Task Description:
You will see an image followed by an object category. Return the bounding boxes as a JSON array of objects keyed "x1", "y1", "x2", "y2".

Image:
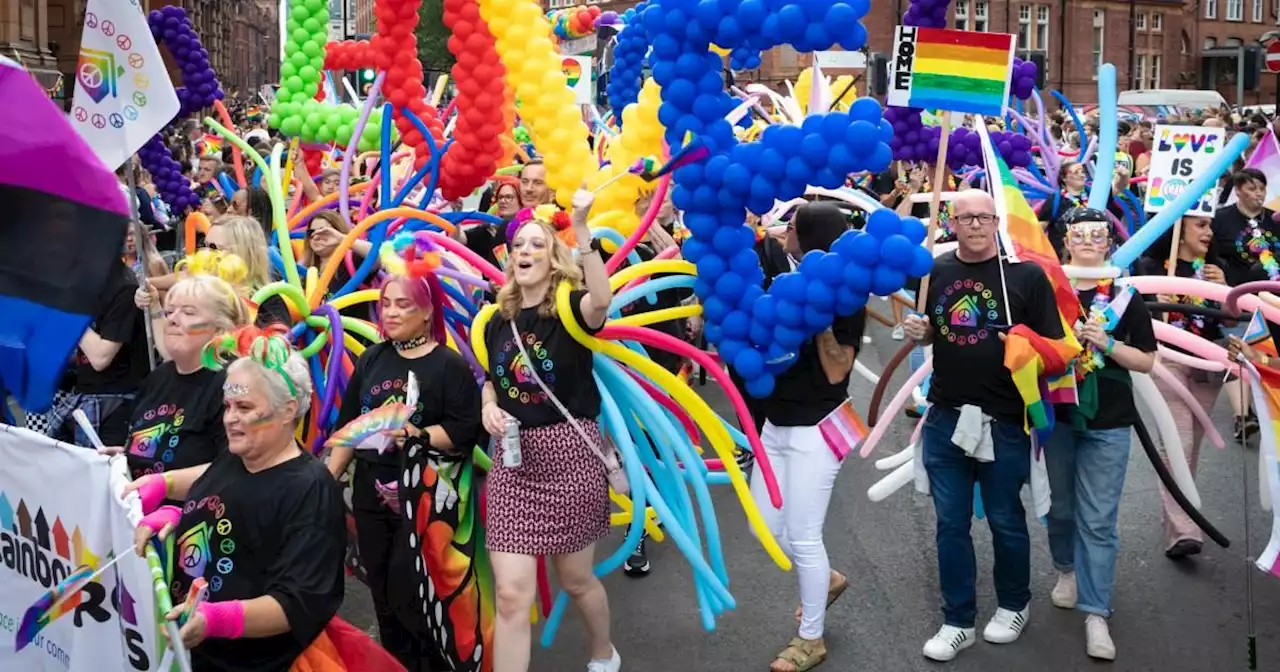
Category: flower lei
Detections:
[
  {"x1": 1242, "y1": 219, "x2": 1280, "y2": 280},
  {"x1": 1165, "y1": 257, "x2": 1208, "y2": 333},
  {"x1": 1074, "y1": 278, "x2": 1112, "y2": 381}
]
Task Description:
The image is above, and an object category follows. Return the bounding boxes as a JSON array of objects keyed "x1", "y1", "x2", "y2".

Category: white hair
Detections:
[{"x1": 226, "y1": 351, "x2": 312, "y2": 420}]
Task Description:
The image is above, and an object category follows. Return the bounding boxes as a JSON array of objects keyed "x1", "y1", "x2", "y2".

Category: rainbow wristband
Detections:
[
  {"x1": 1105, "y1": 337, "x2": 1116, "y2": 356},
  {"x1": 197, "y1": 600, "x2": 246, "y2": 639}
]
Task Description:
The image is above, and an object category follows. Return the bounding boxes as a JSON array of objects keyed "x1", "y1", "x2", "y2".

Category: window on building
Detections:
[
  {"x1": 1036, "y1": 5, "x2": 1050, "y2": 50},
  {"x1": 1093, "y1": 10, "x2": 1105, "y2": 79},
  {"x1": 1136, "y1": 54, "x2": 1148, "y2": 89},
  {"x1": 955, "y1": 0, "x2": 969, "y2": 30},
  {"x1": 1181, "y1": 31, "x2": 1190, "y2": 54},
  {"x1": 1228, "y1": 0, "x2": 1244, "y2": 21},
  {"x1": 1149, "y1": 55, "x2": 1162, "y2": 88},
  {"x1": 975, "y1": 1, "x2": 989, "y2": 31},
  {"x1": 1137, "y1": 13, "x2": 1147, "y2": 30},
  {"x1": 1018, "y1": 5, "x2": 1031, "y2": 48},
  {"x1": 1206, "y1": 0, "x2": 1218, "y2": 19},
  {"x1": 1152, "y1": 13, "x2": 1162, "y2": 31},
  {"x1": 1254, "y1": 0, "x2": 1264, "y2": 21}
]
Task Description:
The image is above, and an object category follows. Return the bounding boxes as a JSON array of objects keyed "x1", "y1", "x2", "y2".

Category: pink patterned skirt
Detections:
[{"x1": 486, "y1": 419, "x2": 610, "y2": 556}]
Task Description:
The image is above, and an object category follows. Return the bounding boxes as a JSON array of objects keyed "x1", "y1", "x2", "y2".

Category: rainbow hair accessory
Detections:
[{"x1": 202, "y1": 325, "x2": 298, "y2": 396}]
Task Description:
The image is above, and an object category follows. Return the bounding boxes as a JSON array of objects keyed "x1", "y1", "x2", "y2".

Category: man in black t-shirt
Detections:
[
  {"x1": 58, "y1": 259, "x2": 149, "y2": 446},
  {"x1": 903, "y1": 190, "x2": 1064, "y2": 662},
  {"x1": 1209, "y1": 168, "x2": 1274, "y2": 439}
]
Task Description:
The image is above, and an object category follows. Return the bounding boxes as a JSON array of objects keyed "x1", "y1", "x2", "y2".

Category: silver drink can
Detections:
[{"x1": 502, "y1": 418, "x2": 522, "y2": 468}]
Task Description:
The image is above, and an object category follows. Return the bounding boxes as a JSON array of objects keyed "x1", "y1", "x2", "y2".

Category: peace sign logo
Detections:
[
  {"x1": 73, "y1": 107, "x2": 88, "y2": 122},
  {"x1": 100, "y1": 21, "x2": 116, "y2": 37},
  {"x1": 116, "y1": 35, "x2": 132, "y2": 51},
  {"x1": 85, "y1": 13, "x2": 98, "y2": 29},
  {"x1": 132, "y1": 72, "x2": 150, "y2": 90},
  {"x1": 109, "y1": 113, "x2": 124, "y2": 129},
  {"x1": 133, "y1": 91, "x2": 147, "y2": 107},
  {"x1": 128, "y1": 52, "x2": 144, "y2": 69},
  {"x1": 91, "y1": 113, "x2": 106, "y2": 129}
]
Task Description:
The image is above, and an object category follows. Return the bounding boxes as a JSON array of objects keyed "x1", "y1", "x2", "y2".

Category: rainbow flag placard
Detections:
[
  {"x1": 818, "y1": 398, "x2": 869, "y2": 461},
  {"x1": 887, "y1": 26, "x2": 1016, "y2": 117}
]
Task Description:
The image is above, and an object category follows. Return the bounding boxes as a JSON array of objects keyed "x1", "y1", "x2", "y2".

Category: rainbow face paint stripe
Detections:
[{"x1": 887, "y1": 26, "x2": 1016, "y2": 117}]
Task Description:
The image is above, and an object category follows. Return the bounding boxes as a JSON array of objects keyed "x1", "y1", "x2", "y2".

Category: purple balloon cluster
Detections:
[
  {"x1": 1010, "y1": 57, "x2": 1037, "y2": 101},
  {"x1": 883, "y1": 105, "x2": 939, "y2": 163},
  {"x1": 148, "y1": 6, "x2": 223, "y2": 116},
  {"x1": 139, "y1": 134, "x2": 198, "y2": 216},
  {"x1": 903, "y1": 0, "x2": 948, "y2": 27},
  {"x1": 944, "y1": 127, "x2": 1033, "y2": 170}
]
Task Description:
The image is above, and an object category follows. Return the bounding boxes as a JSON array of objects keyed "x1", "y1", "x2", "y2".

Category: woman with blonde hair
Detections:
[
  {"x1": 119, "y1": 261, "x2": 252, "y2": 495},
  {"x1": 480, "y1": 189, "x2": 620, "y2": 672}
]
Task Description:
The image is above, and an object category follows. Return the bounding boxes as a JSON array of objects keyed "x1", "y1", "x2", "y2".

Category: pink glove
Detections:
[
  {"x1": 134, "y1": 474, "x2": 168, "y2": 515},
  {"x1": 139, "y1": 505, "x2": 182, "y2": 536},
  {"x1": 196, "y1": 600, "x2": 245, "y2": 639},
  {"x1": 374, "y1": 480, "x2": 400, "y2": 514}
]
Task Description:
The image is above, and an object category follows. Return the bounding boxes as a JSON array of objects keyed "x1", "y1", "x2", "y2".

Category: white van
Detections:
[{"x1": 1116, "y1": 89, "x2": 1229, "y2": 111}]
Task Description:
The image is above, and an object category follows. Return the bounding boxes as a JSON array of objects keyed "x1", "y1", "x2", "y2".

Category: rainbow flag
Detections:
[
  {"x1": 1003, "y1": 325, "x2": 1079, "y2": 436},
  {"x1": 979, "y1": 123, "x2": 1083, "y2": 407},
  {"x1": 818, "y1": 398, "x2": 869, "y2": 461},
  {"x1": 1241, "y1": 325, "x2": 1280, "y2": 578},
  {"x1": 887, "y1": 27, "x2": 1016, "y2": 117},
  {"x1": 15, "y1": 563, "x2": 97, "y2": 651}
]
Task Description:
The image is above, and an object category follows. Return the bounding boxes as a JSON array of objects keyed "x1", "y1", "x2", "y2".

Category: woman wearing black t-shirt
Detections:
[
  {"x1": 327, "y1": 274, "x2": 483, "y2": 670},
  {"x1": 754, "y1": 203, "x2": 864, "y2": 672},
  {"x1": 1140, "y1": 215, "x2": 1229, "y2": 559},
  {"x1": 126, "y1": 331, "x2": 344, "y2": 672},
  {"x1": 117, "y1": 274, "x2": 251, "y2": 489},
  {"x1": 302, "y1": 210, "x2": 375, "y2": 316},
  {"x1": 479, "y1": 189, "x2": 620, "y2": 672},
  {"x1": 1044, "y1": 209, "x2": 1156, "y2": 661}
]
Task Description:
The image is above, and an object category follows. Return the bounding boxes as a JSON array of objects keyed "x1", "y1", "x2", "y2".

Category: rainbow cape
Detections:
[
  {"x1": 1241, "y1": 313, "x2": 1280, "y2": 579},
  {"x1": 979, "y1": 123, "x2": 1083, "y2": 414}
]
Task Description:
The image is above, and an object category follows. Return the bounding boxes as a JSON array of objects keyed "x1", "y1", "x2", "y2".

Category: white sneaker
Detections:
[
  {"x1": 892, "y1": 324, "x2": 906, "y2": 340},
  {"x1": 587, "y1": 647, "x2": 621, "y2": 672},
  {"x1": 1085, "y1": 615, "x2": 1116, "y2": 660},
  {"x1": 983, "y1": 606, "x2": 1029, "y2": 644},
  {"x1": 922, "y1": 624, "x2": 976, "y2": 662},
  {"x1": 1051, "y1": 571, "x2": 1077, "y2": 609}
]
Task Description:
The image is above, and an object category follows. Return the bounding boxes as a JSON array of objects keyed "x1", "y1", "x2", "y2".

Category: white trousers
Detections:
[{"x1": 749, "y1": 421, "x2": 843, "y2": 639}]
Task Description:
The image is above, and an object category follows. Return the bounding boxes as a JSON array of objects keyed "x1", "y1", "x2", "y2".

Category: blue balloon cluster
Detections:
[
  {"x1": 691, "y1": 210, "x2": 932, "y2": 397},
  {"x1": 606, "y1": 4, "x2": 651, "y2": 114},
  {"x1": 641, "y1": 0, "x2": 931, "y2": 395},
  {"x1": 728, "y1": 47, "x2": 761, "y2": 71}
]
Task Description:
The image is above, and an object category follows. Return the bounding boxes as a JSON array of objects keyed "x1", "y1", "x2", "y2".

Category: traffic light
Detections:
[{"x1": 357, "y1": 68, "x2": 376, "y2": 95}]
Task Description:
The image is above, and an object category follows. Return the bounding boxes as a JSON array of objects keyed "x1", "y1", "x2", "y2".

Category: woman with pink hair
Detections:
[{"x1": 326, "y1": 271, "x2": 482, "y2": 670}]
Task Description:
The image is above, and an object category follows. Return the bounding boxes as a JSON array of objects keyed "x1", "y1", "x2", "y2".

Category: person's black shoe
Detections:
[
  {"x1": 1236, "y1": 414, "x2": 1261, "y2": 443},
  {"x1": 905, "y1": 405, "x2": 923, "y2": 419},
  {"x1": 623, "y1": 537, "x2": 650, "y2": 577},
  {"x1": 1165, "y1": 538, "x2": 1203, "y2": 560}
]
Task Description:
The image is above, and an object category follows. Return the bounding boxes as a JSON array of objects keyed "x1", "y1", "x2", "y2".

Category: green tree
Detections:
[{"x1": 416, "y1": 0, "x2": 454, "y2": 78}]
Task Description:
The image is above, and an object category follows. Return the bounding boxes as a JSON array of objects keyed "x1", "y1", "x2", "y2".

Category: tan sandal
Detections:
[
  {"x1": 771, "y1": 637, "x2": 827, "y2": 672},
  {"x1": 795, "y1": 571, "x2": 849, "y2": 623}
]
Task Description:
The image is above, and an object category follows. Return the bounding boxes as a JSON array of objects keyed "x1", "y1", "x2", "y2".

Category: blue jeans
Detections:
[
  {"x1": 1044, "y1": 422, "x2": 1131, "y2": 617},
  {"x1": 922, "y1": 406, "x2": 1032, "y2": 628}
]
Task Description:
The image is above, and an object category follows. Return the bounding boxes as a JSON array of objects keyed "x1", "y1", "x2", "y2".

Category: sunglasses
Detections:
[{"x1": 1067, "y1": 229, "x2": 1110, "y2": 245}]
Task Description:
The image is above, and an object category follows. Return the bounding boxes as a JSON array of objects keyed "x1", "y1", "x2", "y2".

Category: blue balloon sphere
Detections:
[
  {"x1": 806, "y1": 280, "x2": 836, "y2": 310},
  {"x1": 880, "y1": 234, "x2": 916, "y2": 270},
  {"x1": 900, "y1": 216, "x2": 928, "y2": 245},
  {"x1": 753, "y1": 294, "x2": 777, "y2": 323},
  {"x1": 704, "y1": 323, "x2": 723, "y2": 345},
  {"x1": 703, "y1": 295, "x2": 730, "y2": 322},
  {"x1": 745, "y1": 373, "x2": 775, "y2": 398},
  {"x1": 730, "y1": 247, "x2": 760, "y2": 275},
  {"x1": 777, "y1": 5, "x2": 807, "y2": 40},
  {"x1": 734, "y1": 349, "x2": 765, "y2": 380},
  {"x1": 871, "y1": 266, "x2": 908, "y2": 296},
  {"x1": 804, "y1": 305, "x2": 833, "y2": 328},
  {"x1": 719, "y1": 338, "x2": 746, "y2": 367},
  {"x1": 848, "y1": 233, "x2": 881, "y2": 266},
  {"x1": 866, "y1": 209, "x2": 902, "y2": 239},
  {"x1": 775, "y1": 298, "x2": 804, "y2": 327},
  {"x1": 866, "y1": 143, "x2": 892, "y2": 173},
  {"x1": 775, "y1": 324, "x2": 806, "y2": 348},
  {"x1": 750, "y1": 321, "x2": 773, "y2": 346},
  {"x1": 714, "y1": 271, "x2": 746, "y2": 300},
  {"x1": 697, "y1": 254, "x2": 728, "y2": 279},
  {"x1": 908, "y1": 246, "x2": 935, "y2": 278},
  {"x1": 801, "y1": 133, "x2": 829, "y2": 167},
  {"x1": 722, "y1": 309, "x2": 751, "y2": 338},
  {"x1": 816, "y1": 253, "x2": 845, "y2": 285},
  {"x1": 737, "y1": 0, "x2": 767, "y2": 29},
  {"x1": 773, "y1": 273, "x2": 806, "y2": 303},
  {"x1": 849, "y1": 98, "x2": 882, "y2": 123}
]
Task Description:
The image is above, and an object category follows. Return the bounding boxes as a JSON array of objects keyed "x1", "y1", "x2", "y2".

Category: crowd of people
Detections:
[{"x1": 23, "y1": 85, "x2": 1280, "y2": 672}]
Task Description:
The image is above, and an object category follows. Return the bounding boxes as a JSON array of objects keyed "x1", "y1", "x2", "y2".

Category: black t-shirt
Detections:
[
  {"x1": 617, "y1": 243, "x2": 693, "y2": 372},
  {"x1": 484, "y1": 290, "x2": 602, "y2": 428},
  {"x1": 76, "y1": 263, "x2": 149, "y2": 394},
  {"x1": 464, "y1": 221, "x2": 509, "y2": 271},
  {"x1": 872, "y1": 171, "x2": 931, "y2": 219},
  {"x1": 1136, "y1": 256, "x2": 1225, "y2": 343},
  {"x1": 926, "y1": 252, "x2": 1065, "y2": 425},
  {"x1": 1210, "y1": 204, "x2": 1279, "y2": 286},
  {"x1": 126, "y1": 363, "x2": 226, "y2": 480},
  {"x1": 1055, "y1": 284, "x2": 1157, "y2": 430},
  {"x1": 764, "y1": 311, "x2": 866, "y2": 426},
  {"x1": 335, "y1": 342, "x2": 482, "y2": 509},
  {"x1": 172, "y1": 452, "x2": 344, "y2": 672}
]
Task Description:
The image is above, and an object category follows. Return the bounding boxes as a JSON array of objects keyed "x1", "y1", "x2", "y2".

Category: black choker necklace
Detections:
[{"x1": 393, "y1": 335, "x2": 430, "y2": 351}]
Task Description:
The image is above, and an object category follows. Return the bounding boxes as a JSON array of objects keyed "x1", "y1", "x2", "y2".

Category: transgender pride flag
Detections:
[
  {"x1": 1229, "y1": 128, "x2": 1280, "y2": 211},
  {"x1": 1241, "y1": 314, "x2": 1280, "y2": 579}
]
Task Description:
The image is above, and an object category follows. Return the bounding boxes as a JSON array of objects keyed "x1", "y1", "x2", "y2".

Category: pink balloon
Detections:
[
  {"x1": 860, "y1": 359, "x2": 934, "y2": 458},
  {"x1": 1152, "y1": 321, "x2": 1232, "y2": 369},
  {"x1": 1121, "y1": 276, "x2": 1280, "y2": 323},
  {"x1": 1151, "y1": 362, "x2": 1226, "y2": 450}
]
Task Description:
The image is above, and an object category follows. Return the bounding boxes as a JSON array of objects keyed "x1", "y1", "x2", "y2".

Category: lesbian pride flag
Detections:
[{"x1": 818, "y1": 398, "x2": 869, "y2": 461}]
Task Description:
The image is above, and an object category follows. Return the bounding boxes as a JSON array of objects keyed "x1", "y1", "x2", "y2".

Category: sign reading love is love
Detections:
[{"x1": 1145, "y1": 124, "x2": 1226, "y2": 216}]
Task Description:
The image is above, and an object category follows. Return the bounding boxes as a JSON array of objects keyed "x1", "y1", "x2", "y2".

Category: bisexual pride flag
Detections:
[{"x1": 0, "y1": 57, "x2": 130, "y2": 411}]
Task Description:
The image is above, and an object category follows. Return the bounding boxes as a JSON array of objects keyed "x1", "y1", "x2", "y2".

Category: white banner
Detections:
[
  {"x1": 71, "y1": 0, "x2": 179, "y2": 171},
  {"x1": 0, "y1": 425, "x2": 163, "y2": 672},
  {"x1": 1144, "y1": 124, "x2": 1227, "y2": 216}
]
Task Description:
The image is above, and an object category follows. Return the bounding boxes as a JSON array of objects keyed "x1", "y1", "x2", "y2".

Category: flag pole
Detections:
[
  {"x1": 124, "y1": 163, "x2": 158, "y2": 371},
  {"x1": 916, "y1": 110, "x2": 953, "y2": 313}
]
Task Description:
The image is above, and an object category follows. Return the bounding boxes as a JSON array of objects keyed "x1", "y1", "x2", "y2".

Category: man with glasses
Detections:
[{"x1": 903, "y1": 189, "x2": 1064, "y2": 662}]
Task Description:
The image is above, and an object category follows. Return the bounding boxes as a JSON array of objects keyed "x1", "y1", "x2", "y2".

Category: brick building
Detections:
[{"x1": 0, "y1": 0, "x2": 278, "y2": 107}]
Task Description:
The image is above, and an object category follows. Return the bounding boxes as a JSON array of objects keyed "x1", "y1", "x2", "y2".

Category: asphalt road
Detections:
[{"x1": 340, "y1": 306, "x2": 1280, "y2": 671}]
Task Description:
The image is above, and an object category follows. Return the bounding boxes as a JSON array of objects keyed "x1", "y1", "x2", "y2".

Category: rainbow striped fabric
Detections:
[
  {"x1": 818, "y1": 398, "x2": 870, "y2": 461},
  {"x1": 1003, "y1": 325, "x2": 1080, "y2": 434},
  {"x1": 888, "y1": 27, "x2": 1016, "y2": 116},
  {"x1": 1241, "y1": 316, "x2": 1280, "y2": 578}
]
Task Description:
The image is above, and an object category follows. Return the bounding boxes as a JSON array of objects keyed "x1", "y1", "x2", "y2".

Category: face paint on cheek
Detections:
[
  {"x1": 245, "y1": 412, "x2": 277, "y2": 430},
  {"x1": 184, "y1": 322, "x2": 217, "y2": 335}
]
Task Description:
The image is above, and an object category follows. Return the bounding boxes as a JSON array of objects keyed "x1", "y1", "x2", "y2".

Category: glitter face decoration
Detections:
[
  {"x1": 222, "y1": 382, "x2": 250, "y2": 398},
  {"x1": 1066, "y1": 221, "x2": 1110, "y2": 247}
]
